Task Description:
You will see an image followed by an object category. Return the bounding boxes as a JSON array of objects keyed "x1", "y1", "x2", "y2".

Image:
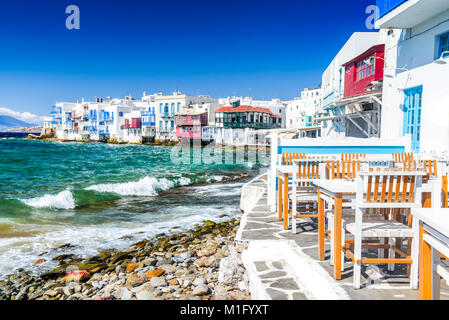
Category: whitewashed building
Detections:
[
  {"x1": 286, "y1": 88, "x2": 322, "y2": 137},
  {"x1": 146, "y1": 92, "x2": 218, "y2": 141},
  {"x1": 218, "y1": 97, "x2": 287, "y2": 128},
  {"x1": 317, "y1": 32, "x2": 386, "y2": 138},
  {"x1": 376, "y1": 0, "x2": 449, "y2": 153}
]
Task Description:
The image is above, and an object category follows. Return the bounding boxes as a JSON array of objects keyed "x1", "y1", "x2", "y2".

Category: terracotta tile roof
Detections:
[{"x1": 216, "y1": 105, "x2": 279, "y2": 117}]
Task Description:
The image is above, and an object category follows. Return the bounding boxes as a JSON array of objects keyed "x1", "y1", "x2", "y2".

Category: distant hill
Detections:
[{"x1": 0, "y1": 115, "x2": 38, "y2": 131}]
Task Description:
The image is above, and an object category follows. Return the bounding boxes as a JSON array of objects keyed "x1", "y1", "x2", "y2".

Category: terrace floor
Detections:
[{"x1": 237, "y1": 175, "x2": 449, "y2": 300}]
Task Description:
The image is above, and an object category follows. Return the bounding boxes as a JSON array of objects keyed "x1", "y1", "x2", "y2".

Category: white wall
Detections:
[{"x1": 381, "y1": 10, "x2": 449, "y2": 153}]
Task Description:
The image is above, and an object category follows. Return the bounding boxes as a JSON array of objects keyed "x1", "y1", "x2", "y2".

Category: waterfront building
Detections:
[
  {"x1": 286, "y1": 88, "x2": 322, "y2": 138},
  {"x1": 317, "y1": 32, "x2": 385, "y2": 138},
  {"x1": 175, "y1": 111, "x2": 208, "y2": 141},
  {"x1": 219, "y1": 97, "x2": 287, "y2": 128},
  {"x1": 376, "y1": 0, "x2": 449, "y2": 153},
  {"x1": 214, "y1": 101, "x2": 282, "y2": 145},
  {"x1": 149, "y1": 91, "x2": 218, "y2": 141}
]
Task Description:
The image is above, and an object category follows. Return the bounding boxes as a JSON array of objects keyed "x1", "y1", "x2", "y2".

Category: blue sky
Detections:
[{"x1": 0, "y1": 0, "x2": 376, "y2": 117}]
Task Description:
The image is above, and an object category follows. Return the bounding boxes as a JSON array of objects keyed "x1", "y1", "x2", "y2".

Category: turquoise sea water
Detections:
[{"x1": 0, "y1": 138, "x2": 267, "y2": 278}]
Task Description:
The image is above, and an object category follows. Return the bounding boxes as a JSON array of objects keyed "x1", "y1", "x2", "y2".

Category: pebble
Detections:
[
  {"x1": 150, "y1": 277, "x2": 167, "y2": 287},
  {"x1": 192, "y1": 284, "x2": 209, "y2": 296},
  {"x1": 0, "y1": 219, "x2": 250, "y2": 301}
]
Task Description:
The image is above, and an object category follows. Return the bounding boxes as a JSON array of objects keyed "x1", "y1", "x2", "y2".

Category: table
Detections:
[
  {"x1": 314, "y1": 179, "x2": 357, "y2": 280},
  {"x1": 315, "y1": 178, "x2": 440, "y2": 281},
  {"x1": 412, "y1": 208, "x2": 449, "y2": 300},
  {"x1": 276, "y1": 165, "x2": 298, "y2": 230}
]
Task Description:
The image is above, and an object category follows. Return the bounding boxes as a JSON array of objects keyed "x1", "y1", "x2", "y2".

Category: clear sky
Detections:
[{"x1": 0, "y1": 0, "x2": 376, "y2": 116}]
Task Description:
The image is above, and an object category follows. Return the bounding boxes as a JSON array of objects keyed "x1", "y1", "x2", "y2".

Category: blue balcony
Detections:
[
  {"x1": 85, "y1": 126, "x2": 97, "y2": 132},
  {"x1": 161, "y1": 112, "x2": 174, "y2": 118},
  {"x1": 377, "y1": 0, "x2": 408, "y2": 18},
  {"x1": 376, "y1": 0, "x2": 449, "y2": 29}
]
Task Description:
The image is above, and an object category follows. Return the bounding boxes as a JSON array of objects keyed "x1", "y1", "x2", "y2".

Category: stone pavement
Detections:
[{"x1": 236, "y1": 174, "x2": 449, "y2": 300}]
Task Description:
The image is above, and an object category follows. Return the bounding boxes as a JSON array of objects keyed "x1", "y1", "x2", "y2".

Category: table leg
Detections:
[
  {"x1": 422, "y1": 192, "x2": 432, "y2": 208},
  {"x1": 318, "y1": 188, "x2": 325, "y2": 260},
  {"x1": 283, "y1": 173, "x2": 289, "y2": 230},
  {"x1": 278, "y1": 176, "x2": 283, "y2": 221},
  {"x1": 419, "y1": 223, "x2": 432, "y2": 300},
  {"x1": 334, "y1": 193, "x2": 342, "y2": 280}
]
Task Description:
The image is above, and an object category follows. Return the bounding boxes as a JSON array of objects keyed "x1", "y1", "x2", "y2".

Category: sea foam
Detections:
[
  {"x1": 85, "y1": 176, "x2": 176, "y2": 196},
  {"x1": 22, "y1": 189, "x2": 76, "y2": 210}
]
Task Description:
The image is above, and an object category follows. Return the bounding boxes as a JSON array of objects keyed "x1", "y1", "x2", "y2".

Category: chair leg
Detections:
[
  {"x1": 410, "y1": 231, "x2": 419, "y2": 289},
  {"x1": 341, "y1": 224, "x2": 345, "y2": 273},
  {"x1": 378, "y1": 237, "x2": 384, "y2": 259},
  {"x1": 353, "y1": 233, "x2": 362, "y2": 289},
  {"x1": 353, "y1": 208, "x2": 363, "y2": 290},
  {"x1": 328, "y1": 212, "x2": 334, "y2": 266},
  {"x1": 388, "y1": 237, "x2": 395, "y2": 272}
]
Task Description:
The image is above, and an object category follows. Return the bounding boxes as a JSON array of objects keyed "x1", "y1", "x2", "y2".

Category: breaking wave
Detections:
[
  {"x1": 21, "y1": 189, "x2": 75, "y2": 210},
  {"x1": 85, "y1": 176, "x2": 176, "y2": 196}
]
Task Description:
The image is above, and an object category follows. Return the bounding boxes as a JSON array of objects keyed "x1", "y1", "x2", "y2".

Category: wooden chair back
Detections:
[
  {"x1": 392, "y1": 152, "x2": 414, "y2": 163},
  {"x1": 326, "y1": 160, "x2": 361, "y2": 180},
  {"x1": 295, "y1": 160, "x2": 324, "y2": 187},
  {"x1": 341, "y1": 153, "x2": 366, "y2": 162},
  {"x1": 356, "y1": 169, "x2": 426, "y2": 219},
  {"x1": 281, "y1": 152, "x2": 306, "y2": 165}
]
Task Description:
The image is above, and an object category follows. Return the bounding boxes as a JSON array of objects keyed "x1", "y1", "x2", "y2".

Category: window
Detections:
[
  {"x1": 356, "y1": 55, "x2": 375, "y2": 80},
  {"x1": 159, "y1": 120, "x2": 163, "y2": 128},
  {"x1": 439, "y1": 32, "x2": 449, "y2": 57},
  {"x1": 119, "y1": 112, "x2": 123, "y2": 117},
  {"x1": 177, "y1": 102, "x2": 181, "y2": 113}
]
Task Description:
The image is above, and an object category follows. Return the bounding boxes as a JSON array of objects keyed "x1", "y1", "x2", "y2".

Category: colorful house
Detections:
[{"x1": 175, "y1": 111, "x2": 208, "y2": 140}]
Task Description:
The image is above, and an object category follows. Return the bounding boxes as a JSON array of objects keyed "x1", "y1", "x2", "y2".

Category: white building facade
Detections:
[
  {"x1": 286, "y1": 88, "x2": 322, "y2": 137},
  {"x1": 376, "y1": 0, "x2": 449, "y2": 153},
  {"x1": 318, "y1": 32, "x2": 385, "y2": 138}
]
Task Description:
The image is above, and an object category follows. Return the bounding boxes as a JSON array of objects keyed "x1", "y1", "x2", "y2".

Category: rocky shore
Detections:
[{"x1": 0, "y1": 218, "x2": 250, "y2": 301}]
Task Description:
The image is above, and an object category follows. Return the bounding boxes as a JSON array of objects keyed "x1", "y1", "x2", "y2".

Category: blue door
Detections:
[{"x1": 402, "y1": 86, "x2": 423, "y2": 153}]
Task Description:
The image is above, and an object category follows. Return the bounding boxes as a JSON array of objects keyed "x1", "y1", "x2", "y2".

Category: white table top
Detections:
[
  {"x1": 411, "y1": 208, "x2": 449, "y2": 239},
  {"x1": 277, "y1": 165, "x2": 297, "y2": 174},
  {"x1": 314, "y1": 179, "x2": 357, "y2": 194}
]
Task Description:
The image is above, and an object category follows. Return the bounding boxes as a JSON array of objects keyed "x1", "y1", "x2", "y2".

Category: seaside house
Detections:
[
  {"x1": 219, "y1": 96, "x2": 287, "y2": 128},
  {"x1": 214, "y1": 101, "x2": 282, "y2": 145},
  {"x1": 175, "y1": 111, "x2": 208, "y2": 141},
  {"x1": 317, "y1": 32, "x2": 386, "y2": 138},
  {"x1": 376, "y1": 0, "x2": 449, "y2": 153},
  {"x1": 150, "y1": 92, "x2": 218, "y2": 141},
  {"x1": 286, "y1": 88, "x2": 322, "y2": 137},
  {"x1": 51, "y1": 102, "x2": 77, "y2": 140}
]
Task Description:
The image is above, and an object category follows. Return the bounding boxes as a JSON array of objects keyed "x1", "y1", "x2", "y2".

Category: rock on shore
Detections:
[{"x1": 0, "y1": 219, "x2": 250, "y2": 300}]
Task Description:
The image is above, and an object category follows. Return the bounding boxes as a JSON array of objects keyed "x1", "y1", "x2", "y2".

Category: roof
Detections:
[
  {"x1": 342, "y1": 44, "x2": 385, "y2": 67},
  {"x1": 176, "y1": 110, "x2": 207, "y2": 116},
  {"x1": 216, "y1": 105, "x2": 281, "y2": 118}
]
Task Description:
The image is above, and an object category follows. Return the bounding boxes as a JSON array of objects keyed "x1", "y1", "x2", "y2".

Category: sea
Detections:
[{"x1": 0, "y1": 138, "x2": 268, "y2": 278}]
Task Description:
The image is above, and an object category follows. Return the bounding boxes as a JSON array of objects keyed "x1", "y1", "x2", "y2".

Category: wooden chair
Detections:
[
  {"x1": 283, "y1": 160, "x2": 329, "y2": 233},
  {"x1": 281, "y1": 152, "x2": 305, "y2": 165},
  {"x1": 344, "y1": 169, "x2": 426, "y2": 289},
  {"x1": 392, "y1": 152, "x2": 414, "y2": 163},
  {"x1": 341, "y1": 153, "x2": 366, "y2": 162}
]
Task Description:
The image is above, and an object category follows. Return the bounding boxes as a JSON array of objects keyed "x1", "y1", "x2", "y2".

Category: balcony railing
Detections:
[
  {"x1": 161, "y1": 112, "x2": 174, "y2": 118},
  {"x1": 377, "y1": 0, "x2": 408, "y2": 18},
  {"x1": 221, "y1": 122, "x2": 281, "y2": 129}
]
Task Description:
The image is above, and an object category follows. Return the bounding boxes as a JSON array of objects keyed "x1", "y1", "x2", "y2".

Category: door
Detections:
[{"x1": 402, "y1": 86, "x2": 423, "y2": 153}]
